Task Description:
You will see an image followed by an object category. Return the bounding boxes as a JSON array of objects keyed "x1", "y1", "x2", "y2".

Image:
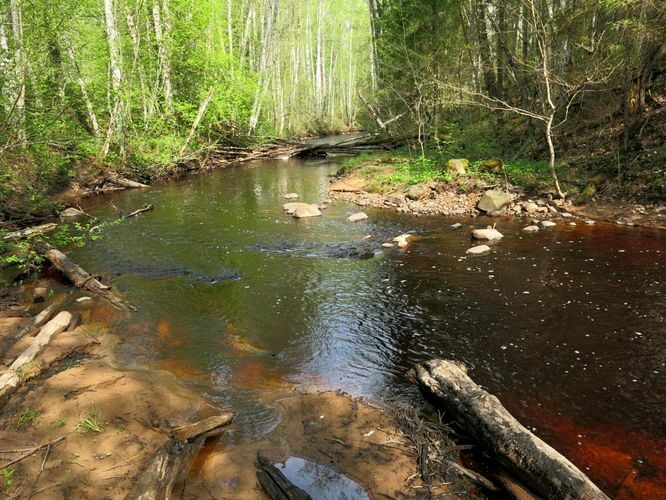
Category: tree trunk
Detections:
[
  {"x1": 102, "y1": 0, "x2": 125, "y2": 157},
  {"x1": 7, "y1": 0, "x2": 26, "y2": 147},
  {"x1": 411, "y1": 359, "x2": 609, "y2": 500},
  {"x1": 152, "y1": 0, "x2": 174, "y2": 114},
  {"x1": 65, "y1": 43, "x2": 101, "y2": 137}
]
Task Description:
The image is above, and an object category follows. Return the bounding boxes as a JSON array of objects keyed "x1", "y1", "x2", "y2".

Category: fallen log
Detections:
[
  {"x1": 13, "y1": 298, "x2": 66, "y2": 340},
  {"x1": 411, "y1": 359, "x2": 609, "y2": 500},
  {"x1": 33, "y1": 240, "x2": 130, "y2": 310},
  {"x1": 109, "y1": 176, "x2": 149, "y2": 189},
  {"x1": 0, "y1": 311, "x2": 72, "y2": 405},
  {"x1": 256, "y1": 455, "x2": 312, "y2": 500},
  {"x1": 125, "y1": 413, "x2": 235, "y2": 500},
  {"x1": 2, "y1": 223, "x2": 58, "y2": 241}
]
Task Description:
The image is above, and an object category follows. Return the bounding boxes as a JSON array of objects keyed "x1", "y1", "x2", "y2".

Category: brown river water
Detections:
[{"x1": 73, "y1": 157, "x2": 665, "y2": 497}]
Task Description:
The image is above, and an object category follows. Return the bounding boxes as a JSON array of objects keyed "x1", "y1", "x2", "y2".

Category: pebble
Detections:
[
  {"x1": 382, "y1": 243, "x2": 394, "y2": 248},
  {"x1": 77, "y1": 296, "x2": 92, "y2": 303},
  {"x1": 540, "y1": 220, "x2": 557, "y2": 228},
  {"x1": 451, "y1": 223, "x2": 462, "y2": 229},
  {"x1": 522, "y1": 225, "x2": 539, "y2": 232}
]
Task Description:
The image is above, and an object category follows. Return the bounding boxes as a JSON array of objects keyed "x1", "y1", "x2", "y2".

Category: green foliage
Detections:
[
  {"x1": 76, "y1": 406, "x2": 104, "y2": 433},
  {"x1": 1, "y1": 468, "x2": 14, "y2": 488},
  {"x1": 13, "y1": 408, "x2": 39, "y2": 431}
]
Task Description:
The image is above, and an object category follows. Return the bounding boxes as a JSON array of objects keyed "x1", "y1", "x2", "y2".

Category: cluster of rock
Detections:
[{"x1": 466, "y1": 218, "x2": 559, "y2": 255}]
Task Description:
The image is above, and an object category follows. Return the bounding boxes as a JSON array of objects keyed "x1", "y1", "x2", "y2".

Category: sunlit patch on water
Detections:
[{"x1": 276, "y1": 456, "x2": 369, "y2": 500}]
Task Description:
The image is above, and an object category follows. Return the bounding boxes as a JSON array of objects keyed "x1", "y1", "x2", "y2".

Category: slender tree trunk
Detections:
[
  {"x1": 65, "y1": 43, "x2": 101, "y2": 137},
  {"x1": 227, "y1": 0, "x2": 234, "y2": 71},
  {"x1": 153, "y1": 0, "x2": 174, "y2": 114},
  {"x1": 126, "y1": 7, "x2": 150, "y2": 123},
  {"x1": 102, "y1": 0, "x2": 125, "y2": 157},
  {"x1": 8, "y1": 0, "x2": 26, "y2": 146}
]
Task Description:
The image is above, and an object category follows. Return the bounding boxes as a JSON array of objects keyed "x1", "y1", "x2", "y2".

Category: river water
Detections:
[{"x1": 73, "y1": 157, "x2": 665, "y2": 496}]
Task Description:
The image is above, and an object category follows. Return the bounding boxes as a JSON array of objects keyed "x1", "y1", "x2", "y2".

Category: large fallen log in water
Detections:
[
  {"x1": 33, "y1": 240, "x2": 130, "y2": 310},
  {"x1": 410, "y1": 359, "x2": 609, "y2": 500},
  {"x1": 125, "y1": 413, "x2": 235, "y2": 500}
]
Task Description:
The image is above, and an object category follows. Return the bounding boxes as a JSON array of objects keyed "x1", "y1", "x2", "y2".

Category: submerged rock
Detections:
[
  {"x1": 451, "y1": 223, "x2": 462, "y2": 229},
  {"x1": 540, "y1": 220, "x2": 557, "y2": 228},
  {"x1": 522, "y1": 225, "x2": 539, "y2": 233},
  {"x1": 348, "y1": 212, "x2": 368, "y2": 222},
  {"x1": 466, "y1": 244, "x2": 491, "y2": 255},
  {"x1": 477, "y1": 190, "x2": 511, "y2": 212},
  {"x1": 284, "y1": 193, "x2": 299, "y2": 199},
  {"x1": 472, "y1": 227, "x2": 504, "y2": 241}
]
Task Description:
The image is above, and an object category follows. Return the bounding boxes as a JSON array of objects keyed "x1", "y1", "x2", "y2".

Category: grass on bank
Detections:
[{"x1": 337, "y1": 151, "x2": 577, "y2": 195}]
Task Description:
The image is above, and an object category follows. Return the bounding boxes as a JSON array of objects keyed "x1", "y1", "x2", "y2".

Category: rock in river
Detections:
[
  {"x1": 393, "y1": 234, "x2": 412, "y2": 248},
  {"x1": 284, "y1": 193, "x2": 299, "y2": 199},
  {"x1": 467, "y1": 245, "x2": 491, "y2": 255},
  {"x1": 348, "y1": 212, "x2": 368, "y2": 222},
  {"x1": 472, "y1": 227, "x2": 504, "y2": 241},
  {"x1": 477, "y1": 190, "x2": 511, "y2": 212},
  {"x1": 284, "y1": 202, "x2": 321, "y2": 218},
  {"x1": 539, "y1": 220, "x2": 557, "y2": 228},
  {"x1": 522, "y1": 225, "x2": 539, "y2": 233}
]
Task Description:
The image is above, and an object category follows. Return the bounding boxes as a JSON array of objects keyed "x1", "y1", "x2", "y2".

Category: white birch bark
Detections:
[
  {"x1": 8, "y1": 0, "x2": 26, "y2": 146},
  {"x1": 65, "y1": 43, "x2": 101, "y2": 137},
  {"x1": 153, "y1": 0, "x2": 174, "y2": 114},
  {"x1": 102, "y1": 0, "x2": 124, "y2": 157}
]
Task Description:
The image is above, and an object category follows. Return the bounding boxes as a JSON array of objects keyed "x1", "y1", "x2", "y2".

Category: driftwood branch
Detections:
[
  {"x1": 2, "y1": 223, "x2": 58, "y2": 241},
  {"x1": 411, "y1": 359, "x2": 609, "y2": 500},
  {"x1": 0, "y1": 436, "x2": 66, "y2": 468},
  {"x1": 256, "y1": 455, "x2": 312, "y2": 500},
  {"x1": 125, "y1": 413, "x2": 235, "y2": 500},
  {"x1": 33, "y1": 240, "x2": 130, "y2": 310},
  {"x1": 13, "y1": 299, "x2": 64, "y2": 340},
  {"x1": 126, "y1": 204, "x2": 154, "y2": 218},
  {"x1": 0, "y1": 312, "x2": 72, "y2": 405}
]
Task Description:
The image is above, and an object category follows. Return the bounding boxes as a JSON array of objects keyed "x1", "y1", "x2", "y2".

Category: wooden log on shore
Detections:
[
  {"x1": 2, "y1": 223, "x2": 58, "y2": 241},
  {"x1": 125, "y1": 413, "x2": 235, "y2": 500},
  {"x1": 13, "y1": 298, "x2": 66, "y2": 340},
  {"x1": 0, "y1": 311, "x2": 72, "y2": 405},
  {"x1": 411, "y1": 359, "x2": 609, "y2": 500},
  {"x1": 33, "y1": 240, "x2": 130, "y2": 310},
  {"x1": 109, "y1": 176, "x2": 149, "y2": 189}
]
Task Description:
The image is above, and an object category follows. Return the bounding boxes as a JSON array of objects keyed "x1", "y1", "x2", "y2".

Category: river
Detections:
[{"x1": 73, "y1": 156, "x2": 665, "y2": 496}]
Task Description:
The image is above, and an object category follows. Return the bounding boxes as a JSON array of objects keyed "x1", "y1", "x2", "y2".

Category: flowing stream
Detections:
[{"x1": 73, "y1": 156, "x2": 665, "y2": 496}]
